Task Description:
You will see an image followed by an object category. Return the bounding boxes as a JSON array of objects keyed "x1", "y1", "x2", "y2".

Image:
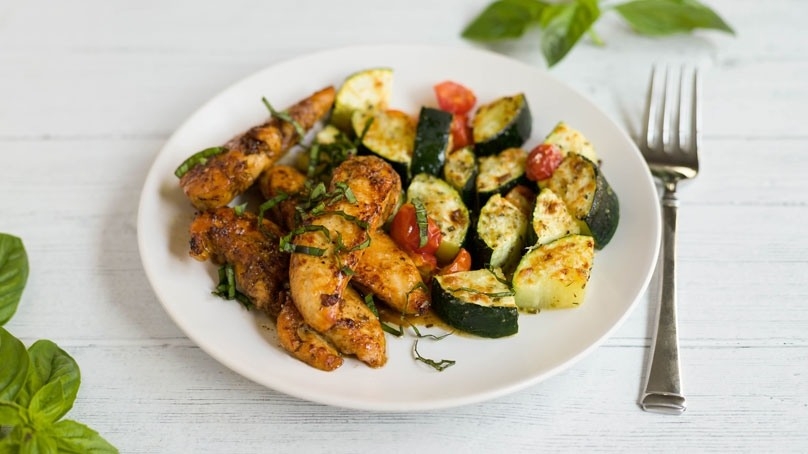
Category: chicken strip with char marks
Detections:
[
  {"x1": 179, "y1": 86, "x2": 335, "y2": 210},
  {"x1": 289, "y1": 156, "x2": 401, "y2": 333}
]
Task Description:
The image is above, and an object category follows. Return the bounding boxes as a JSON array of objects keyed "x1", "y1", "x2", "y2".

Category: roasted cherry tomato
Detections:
[
  {"x1": 438, "y1": 248, "x2": 472, "y2": 275},
  {"x1": 526, "y1": 143, "x2": 564, "y2": 181},
  {"x1": 389, "y1": 203, "x2": 442, "y2": 256},
  {"x1": 450, "y1": 114, "x2": 472, "y2": 150},
  {"x1": 434, "y1": 81, "x2": 477, "y2": 115},
  {"x1": 410, "y1": 250, "x2": 439, "y2": 282}
]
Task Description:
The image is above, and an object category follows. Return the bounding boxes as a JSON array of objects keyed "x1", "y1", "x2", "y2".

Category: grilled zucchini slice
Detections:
[
  {"x1": 476, "y1": 147, "x2": 528, "y2": 208},
  {"x1": 472, "y1": 194, "x2": 529, "y2": 274},
  {"x1": 472, "y1": 93, "x2": 532, "y2": 156},
  {"x1": 432, "y1": 269, "x2": 518, "y2": 338},
  {"x1": 410, "y1": 107, "x2": 453, "y2": 178},
  {"x1": 512, "y1": 235, "x2": 595, "y2": 312},
  {"x1": 543, "y1": 153, "x2": 619, "y2": 249},
  {"x1": 532, "y1": 187, "x2": 580, "y2": 246},
  {"x1": 331, "y1": 67, "x2": 393, "y2": 133},
  {"x1": 406, "y1": 173, "x2": 470, "y2": 264},
  {"x1": 443, "y1": 145, "x2": 477, "y2": 207},
  {"x1": 543, "y1": 121, "x2": 599, "y2": 164},
  {"x1": 352, "y1": 109, "x2": 415, "y2": 181}
]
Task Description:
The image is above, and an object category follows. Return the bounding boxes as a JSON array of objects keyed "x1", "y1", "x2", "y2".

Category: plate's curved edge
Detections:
[{"x1": 136, "y1": 44, "x2": 662, "y2": 412}]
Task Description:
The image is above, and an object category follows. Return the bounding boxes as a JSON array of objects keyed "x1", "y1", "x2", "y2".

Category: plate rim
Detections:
[{"x1": 137, "y1": 43, "x2": 661, "y2": 412}]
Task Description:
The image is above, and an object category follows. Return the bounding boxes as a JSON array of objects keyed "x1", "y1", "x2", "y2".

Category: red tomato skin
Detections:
[
  {"x1": 389, "y1": 203, "x2": 442, "y2": 256},
  {"x1": 526, "y1": 143, "x2": 564, "y2": 181},
  {"x1": 434, "y1": 81, "x2": 477, "y2": 115},
  {"x1": 438, "y1": 248, "x2": 472, "y2": 275},
  {"x1": 450, "y1": 114, "x2": 472, "y2": 150},
  {"x1": 411, "y1": 251, "x2": 438, "y2": 282}
]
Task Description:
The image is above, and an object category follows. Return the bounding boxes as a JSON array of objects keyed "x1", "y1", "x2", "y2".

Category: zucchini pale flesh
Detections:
[
  {"x1": 543, "y1": 153, "x2": 619, "y2": 249},
  {"x1": 472, "y1": 93, "x2": 532, "y2": 156}
]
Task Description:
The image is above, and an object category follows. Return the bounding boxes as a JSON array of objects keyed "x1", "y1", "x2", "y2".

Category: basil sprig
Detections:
[
  {"x1": 0, "y1": 234, "x2": 117, "y2": 452},
  {"x1": 0, "y1": 234, "x2": 28, "y2": 325},
  {"x1": 462, "y1": 0, "x2": 734, "y2": 67}
]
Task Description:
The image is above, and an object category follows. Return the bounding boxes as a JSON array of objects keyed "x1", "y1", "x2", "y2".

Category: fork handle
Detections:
[{"x1": 641, "y1": 184, "x2": 687, "y2": 415}]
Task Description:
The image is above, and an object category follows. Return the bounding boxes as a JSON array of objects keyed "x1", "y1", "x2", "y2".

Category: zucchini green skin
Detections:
[
  {"x1": 472, "y1": 93, "x2": 532, "y2": 157},
  {"x1": 410, "y1": 107, "x2": 453, "y2": 178},
  {"x1": 544, "y1": 154, "x2": 619, "y2": 249},
  {"x1": 471, "y1": 194, "x2": 529, "y2": 275},
  {"x1": 432, "y1": 270, "x2": 518, "y2": 338}
]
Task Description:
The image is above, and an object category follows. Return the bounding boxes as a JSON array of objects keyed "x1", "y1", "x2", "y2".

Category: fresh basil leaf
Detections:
[
  {"x1": 0, "y1": 327, "x2": 29, "y2": 402},
  {"x1": 504, "y1": 0, "x2": 549, "y2": 21},
  {"x1": 51, "y1": 419, "x2": 119, "y2": 454},
  {"x1": 0, "y1": 233, "x2": 29, "y2": 326},
  {"x1": 614, "y1": 0, "x2": 734, "y2": 36},
  {"x1": 18, "y1": 340, "x2": 80, "y2": 420},
  {"x1": 0, "y1": 401, "x2": 25, "y2": 426},
  {"x1": 18, "y1": 427, "x2": 58, "y2": 454},
  {"x1": 461, "y1": 1, "x2": 535, "y2": 40},
  {"x1": 540, "y1": 0, "x2": 601, "y2": 67},
  {"x1": 28, "y1": 377, "x2": 68, "y2": 424},
  {"x1": 0, "y1": 425, "x2": 24, "y2": 451}
]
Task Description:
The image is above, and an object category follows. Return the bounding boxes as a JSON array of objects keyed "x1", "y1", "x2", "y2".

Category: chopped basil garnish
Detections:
[
  {"x1": 412, "y1": 198, "x2": 429, "y2": 248},
  {"x1": 279, "y1": 224, "x2": 330, "y2": 256},
  {"x1": 412, "y1": 339, "x2": 455, "y2": 371},
  {"x1": 213, "y1": 263, "x2": 253, "y2": 310},
  {"x1": 256, "y1": 192, "x2": 289, "y2": 233},
  {"x1": 410, "y1": 325, "x2": 453, "y2": 341},
  {"x1": 306, "y1": 143, "x2": 322, "y2": 179},
  {"x1": 362, "y1": 293, "x2": 404, "y2": 337},
  {"x1": 233, "y1": 202, "x2": 248, "y2": 216},
  {"x1": 261, "y1": 97, "x2": 306, "y2": 139},
  {"x1": 174, "y1": 146, "x2": 227, "y2": 178}
]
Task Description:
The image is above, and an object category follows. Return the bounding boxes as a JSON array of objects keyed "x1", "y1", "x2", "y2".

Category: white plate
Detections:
[{"x1": 137, "y1": 44, "x2": 660, "y2": 411}]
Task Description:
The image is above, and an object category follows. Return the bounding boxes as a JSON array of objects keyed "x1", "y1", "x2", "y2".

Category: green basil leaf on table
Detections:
[
  {"x1": 540, "y1": 0, "x2": 601, "y2": 67},
  {"x1": 28, "y1": 377, "x2": 71, "y2": 425},
  {"x1": 462, "y1": 0, "x2": 549, "y2": 40},
  {"x1": 462, "y1": 0, "x2": 734, "y2": 67},
  {"x1": 0, "y1": 425, "x2": 24, "y2": 451},
  {"x1": 613, "y1": 0, "x2": 734, "y2": 36},
  {"x1": 0, "y1": 327, "x2": 30, "y2": 402},
  {"x1": 0, "y1": 401, "x2": 25, "y2": 427},
  {"x1": 51, "y1": 419, "x2": 119, "y2": 453},
  {"x1": 17, "y1": 340, "x2": 81, "y2": 420},
  {"x1": 18, "y1": 426, "x2": 59, "y2": 454},
  {"x1": 0, "y1": 233, "x2": 29, "y2": 326}
]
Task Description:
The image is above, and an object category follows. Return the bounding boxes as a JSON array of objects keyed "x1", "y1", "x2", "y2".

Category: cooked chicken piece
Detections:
[
  {"x1": 276, "y1": 291, "x2": 343, "y2": 371},
  {"x1": 179, "y1": 86, "x2": 335, "y2": 210},
  {"x1": 260, "y1": 164, "x2": 428, "y2": 316},
  {"x1": 323, "y1": 286, "x2": 387, "y2": 368},
  {"x1": 352, "y1": 230, "x2": 430, "y2": 315},
  {"x1": 289, "y1": 156, "x2": 401, "y2": 333},
  {"x1": 188, "y1": 207, "x2": 288, "y2": 318},
  {"x1": 257, "y1": 165, "x2": 308, "y2": 232}
]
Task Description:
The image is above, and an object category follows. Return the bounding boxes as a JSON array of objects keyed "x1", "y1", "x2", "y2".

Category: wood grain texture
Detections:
[{"x1": 1, "y1": 0, "x2": 807, "y2": 452}]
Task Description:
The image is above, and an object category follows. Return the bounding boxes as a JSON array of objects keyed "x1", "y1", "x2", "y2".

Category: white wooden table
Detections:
[{"x1": 2, "y1": 1, "x2": 806, "y2": 452}]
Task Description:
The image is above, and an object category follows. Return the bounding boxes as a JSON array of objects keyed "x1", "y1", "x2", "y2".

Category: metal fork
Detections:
[{"x1": 638, "y1": 66, "x2": 700, "y2": 415}]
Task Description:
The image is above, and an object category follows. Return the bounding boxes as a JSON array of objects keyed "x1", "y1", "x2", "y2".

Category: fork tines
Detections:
[{"x1": 641, "y1": 66, "x2": 701, "y2": 157}]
